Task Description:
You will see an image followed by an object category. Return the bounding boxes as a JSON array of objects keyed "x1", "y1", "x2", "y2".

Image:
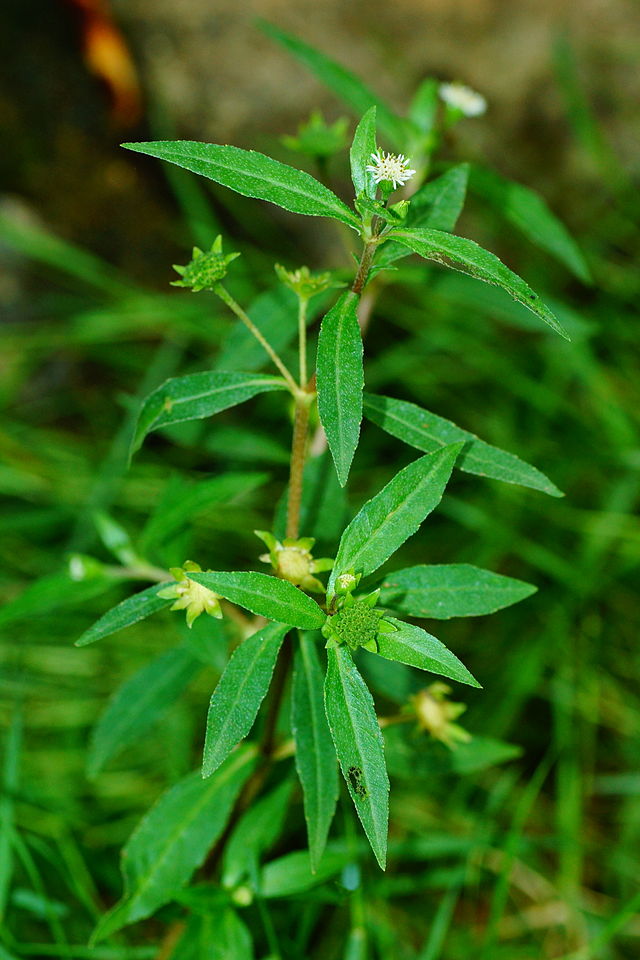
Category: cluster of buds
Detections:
[
  {"x1": 157, "y1": 560, "x2": 223, "y2": 628},
  {"x1": 255, "y1": 531, "x2": 333, "y2": 593},
  {"x1": 407, "y1": 682, "x2": 471, "y2": 748},
  {"x1": 322, "y1": 570, "x2": 397, "y2": 653},
  {"x1": 171, "y1": 236, "x2": 240, "y2": 292}
]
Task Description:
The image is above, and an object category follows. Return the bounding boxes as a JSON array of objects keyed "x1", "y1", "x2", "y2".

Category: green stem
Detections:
[
  {"x1": 298, "y1": 296, "x2": 309, "y2": 386},
  {"x1": 352, "y1": 240, "x2": 377, "y2": 296},
  {"x1": 214, "y1": 283, "x2": 299, "y2": 394},
  {"x1": 286, "y1": 394, "x2": 312, "y2": 540}
]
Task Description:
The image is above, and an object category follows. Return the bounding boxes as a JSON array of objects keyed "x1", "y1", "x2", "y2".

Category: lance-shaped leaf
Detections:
[
  {"x1": 380, "y1": 564, "x2": 537, "y2": 619},
  {"x1": 324, "y1": 645, "x2": 389, "y2": 869},
  {"x1": 350, "y1": 107, "x2": 377, "y2": 199},
  {"x1": 376, "y1": 165, "x2": 469, "y2": 268},
  {"x1": 122, "y1": 141, "x2": 360, "y2": 230},
  {"x1": 87, "y1": 648, "x2": 201, "y2": 778},
  {"x1": 363, "y1": 393, "x2": 562, "y2": 497},
  {"x1": 388, "y1": 226, "x2": 569, "y2": 339},
  {"x1": 222, "y1": 779, "x2": 294, "y2": 889},
  {"x1": 259, "y1": 846, "x2": 351, "y2": 898},
  {"x1": 91, "y1": 746, "x2": 256, "y2": 942},
  {"x1": 189, "y1": 570, "x2": 325, "y2": 630},
  {"x1": 259, "y1": 22, "x2": 408, "y2": 149},
  {"x1": 376, "y1": 618, "x2": 480, "y2": 688},
  {"x1": 410, "y1": 164, "x2": 469, "y2": 231},
  {"x1": 292, "y1": 634, "x2": 339, "y2": 872},
  {"x1": 131, "y1": 371, "x2": 288, "y2": 455},
  {"x1": 469, "y1": 165, "x2": 591, "y2": 283},
  {"x1": 316, "y1": 292, "x2": 364, "y2": 486},
  {"x1": 75, "y1": 584, "x2": 172, "y2": 647},
  {"x1": 408, "y1": 77, "x2": 439, "y2": 133},
  {"x1": 202, "y1": 621, "x2": 289, "y2": 777},
  {"x1": 327, "y1": 444, "x2": 462, "y2": 599}
]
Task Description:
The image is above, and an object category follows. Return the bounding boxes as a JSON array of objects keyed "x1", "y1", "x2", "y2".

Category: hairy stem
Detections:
[
  {"x1": 214, "y1": 283, "x2": 299, "y2": 394},
  {"x1": 298, "y1": 296, "x2": 309, "y2": 386},
  {"x1": 352, "y1": 240, "x2": 377, "y2": 296},
  {"x1": 286, "y1": 395, "x2": 312, "y2": 540}
]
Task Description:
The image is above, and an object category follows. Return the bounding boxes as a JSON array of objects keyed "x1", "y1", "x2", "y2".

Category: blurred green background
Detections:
[{"x1": 1, "y1": 1, "x2": 639, "y2": 958}]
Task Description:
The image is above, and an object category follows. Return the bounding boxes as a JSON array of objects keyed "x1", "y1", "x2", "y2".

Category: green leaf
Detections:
[
  {"x1": 75, "y1": 585, "x2": 171, "y2": 647},
  {"x1": 259, "y1": 22, "x2": 407, "y2": 149},
  {"x1": 259, "y1": 846, "x2": 351, "y2": 898},
  {"x1": 377, "y1": 618, "x2": 480, "y2": 688},
  {"x1": 379, "y1": 564, "x2": 537, "y2": 619},
  {"x1": 141, "y1": 472, "x2": 268, "y2": 553},
  {"x1": 0, "y1": 569, "x2": 113, "y2": 628},
  {"x1": 350, "y1": 107, "x2": 377, "y2": 199},
  {"x1": 131, "y1": 371, "x2": 288, "y2": 454},
  {"x1": 292, "y1": 634, "x2": 339, "y2": 872},
  {"x1": 122, "y1": 141, "x2": 360, "y2": 230},
  {"x1": 87, "y1": 647, "x2": 200, "y2": 778},
  {"x1": 411, "y1": 164, "x2": 470, "y2": 230},
  {"x1": 389, "y1": 226, "x2": 570, "y2": 339},
  {"x1": 363, "y1": 393, "x2": 563, "y2": 497},
  {"x1": 408, "y1": 78, "x2": 439, "y2": 133},
  {"x1": 469, "y1": 165, "x2": 592, "y2": 283},
  {"x1": 172, "y1": 911, "x2": 254, "y2": 960},
  {"x1": 202, "y1": 622, "x2": 289, "y2": 777},
  {"x1": 222, "y1": 779, "x2": 294, "y2": 889},
  {"x1": 449, "y1": 736, "x2": 523, "y2": 775},
  {"x1": 189, "y1": 571, "x2": 325, "y2": 629},
  {"x1": 375, "y1": 166, "x2": 470, "y2": 269},
  {"x1": 384, "y1": 726, "x2": 522, "y2": 780},
  {"x1": 91, "y1": 747, "x2": 256, "y2": 941},
  {"x1": 0, "y1": 711, "x2": 21, "y2": 925},
  {"x1": 327, "y1": 444, "x2": 462, "y2": 599},
  {"x1": 316, "y1": 292, "x2": 364, "y2": 486},
  {"x1": 324, "y1": 645, "x2": 389, "y2": 868}
]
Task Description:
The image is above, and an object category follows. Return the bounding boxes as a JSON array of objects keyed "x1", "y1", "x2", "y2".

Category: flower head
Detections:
[
  {"x1": 408, "y1": 682, "x2": 471, "y2": 748},
  {"x1": 438, "y1": 82, "x2": 487, "y2": 118},
  {"x1": 157, "y1": 560, "x2": 223, "y2": 628},
  {"x1": 255, "y1": 531, "x2": 333, "y2": 593},
  {"x1": 171, "y1": 236, "x2": 240, "y2": 292},
  {"x1": 274, "y1": 264, "x2": 344, "y2": 300},
  {"x1": 365, "y1": 150, "x2": 416, "y2": 191},
  {"x1": 322, "y1": 587, "x2": 397, "y2": 654}
]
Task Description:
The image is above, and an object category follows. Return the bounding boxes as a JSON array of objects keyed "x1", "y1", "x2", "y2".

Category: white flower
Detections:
[
  {"x1": 438, "y1": 82, "x2": 487, "y2": 118},
  {"x1": 365, "y1": 150, "x2": 416, "y2": 190}
]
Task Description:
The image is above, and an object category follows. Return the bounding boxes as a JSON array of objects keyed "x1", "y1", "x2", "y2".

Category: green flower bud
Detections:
[
  {"x1": 157, "y1": 560, "x2": 223, "y2": 628},
  {"x1": 274, "y1": 263, "x2": 344, "y2": 300},
  {"x1": 68, "y1": 554, "x2": 106, "y2": 581},
  {"x1": 407, "y1": 682, "x2": 471, "y2": 748},
  {"x1": 171, "y1": 236, "x2": 240, "y2": 292},
  {"x1": 254, "y1": 530, "x2": 333, "y2": 593}
]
